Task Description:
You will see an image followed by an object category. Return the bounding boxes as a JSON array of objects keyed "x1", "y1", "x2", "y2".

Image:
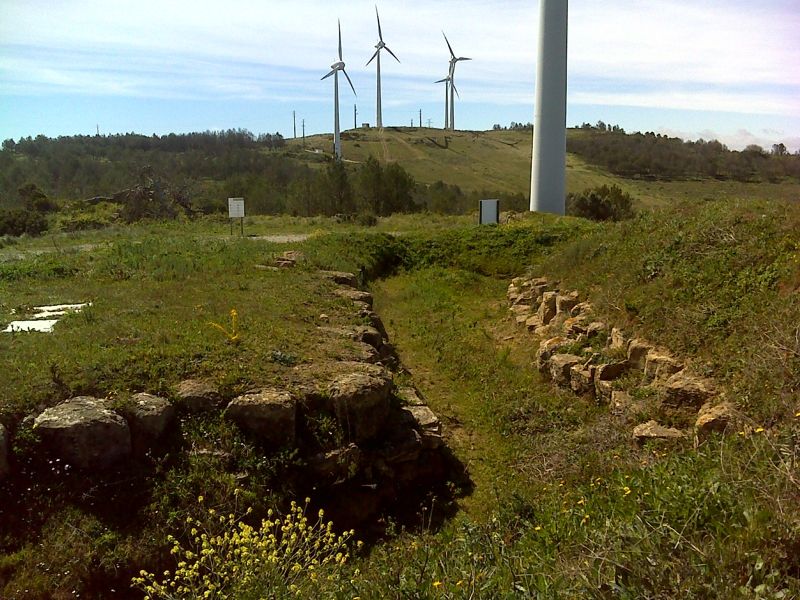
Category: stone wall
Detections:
[
  {"x1": 508, "y1": 275, "x2": 749, "y2": 443},
  {"x1": 0, "y1": 266, "x2": 457, "y2": 529}
]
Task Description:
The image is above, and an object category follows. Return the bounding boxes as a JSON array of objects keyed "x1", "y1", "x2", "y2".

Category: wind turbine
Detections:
[
  {"x1": 442, "y1": 32, "x2": 470, "y2": 131},
  {"x1": 321, "y1": 20, "x2": 356, "y2": 160},
  {"x1": 435, "y1": 74, "x2": 451, "y2": 130},
  {"x1": 530, "y1": 0, "x2": 568, "y2": 214},
  {"x1": 366, "y1": 6, "x2": 400, "y2": 129}
]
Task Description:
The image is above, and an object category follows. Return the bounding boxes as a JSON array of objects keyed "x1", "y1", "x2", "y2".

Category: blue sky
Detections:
[{"x1": 1, "y1": 0, "x2": 798, "y2": 151}]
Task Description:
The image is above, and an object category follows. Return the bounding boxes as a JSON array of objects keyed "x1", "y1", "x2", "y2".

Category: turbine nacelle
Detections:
[{"x1": 330, "y1": 61, "x2": 345, "y2": 71}]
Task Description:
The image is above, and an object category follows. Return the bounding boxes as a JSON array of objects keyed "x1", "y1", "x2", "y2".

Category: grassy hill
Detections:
[
  {"x1": 288, "y1": 127, "x2": 799, "y2": 209},
  {"x1": 289, "y1": 127, "x2": 622, "y2": 196}
]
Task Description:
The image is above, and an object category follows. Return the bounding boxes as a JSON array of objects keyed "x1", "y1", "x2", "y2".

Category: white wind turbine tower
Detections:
[
  {"x1": 434, "y1": 74, "x2": 451, "y2": 130},
  {"x1": 366, "y1": 6, "x2": 400, "y2": 129},
  {"x1": 443, "y1": 32, "x2": 470, "y2": 131},
  {"x1": 530, "y1": 0, "x2": 568, "y2": 215},
  {"x1": 321, "y1": 20, "x2": 357, "y2": 160}
]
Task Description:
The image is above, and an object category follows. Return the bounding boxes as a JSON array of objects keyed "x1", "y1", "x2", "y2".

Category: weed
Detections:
[{"x1": 208, "y1": 308, "x2": 240, "y2": 345}]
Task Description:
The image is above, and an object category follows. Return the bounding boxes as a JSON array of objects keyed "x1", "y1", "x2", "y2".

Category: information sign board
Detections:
[{"x1": 228, "y1": 198, "x2": 245, "y2": 219}]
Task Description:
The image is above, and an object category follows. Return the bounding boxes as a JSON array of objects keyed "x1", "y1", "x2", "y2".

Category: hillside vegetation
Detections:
[
  {"x1": 3, "y1": 128, "x2": 798, "y2": 221},
  {"x1": 1, "y1": 124, "x2": 799, "y2": 597},
  {"x1": 1, "y1": 191, "x2": 799, "y2": 597}
]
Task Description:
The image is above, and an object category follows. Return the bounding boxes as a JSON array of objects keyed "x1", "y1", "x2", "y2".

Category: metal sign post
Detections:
[{"x1": 228, "y1": 197, "x2": 245, "y2": 236}]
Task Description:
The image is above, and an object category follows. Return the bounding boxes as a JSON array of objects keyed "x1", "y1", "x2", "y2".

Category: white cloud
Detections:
[{"x1": 0, "y1": 0, "x2": 798, "y2": 136}]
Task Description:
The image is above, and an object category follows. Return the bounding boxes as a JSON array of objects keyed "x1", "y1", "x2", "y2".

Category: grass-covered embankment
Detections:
[
  {"x1": 1, "y1": 200, "x2": 798, "y2": 598},
  {"x1": 357, "y1": 197, "x2": 800, "y2": 597}
]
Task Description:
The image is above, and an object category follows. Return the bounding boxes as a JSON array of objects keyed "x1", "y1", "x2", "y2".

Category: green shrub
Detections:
[
  {"x1": 0, "y1": 208, "x2": 48, "y2": 236},
  {"x1": 567, "y1": 184, "x2": 636, "y2": 222}
]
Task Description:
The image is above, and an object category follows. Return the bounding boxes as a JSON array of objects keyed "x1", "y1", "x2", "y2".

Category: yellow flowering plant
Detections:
[
  {"x1": 132, "y1": 498, "x2": 360, "y2": 599},
  {"x1": 208, "y1": 308, "x2": 240, "y2": 344}
]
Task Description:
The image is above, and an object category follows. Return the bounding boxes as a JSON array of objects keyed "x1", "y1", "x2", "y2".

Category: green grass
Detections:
[
  {"x1": 1, "y1": 194, "x2": 799, "y2": 598},
  {"x1": 290, "y1": 128, "x2": 629, "y2": 197},
  {"x1": 354, "y1": 211, "x2": 800, "y2": 596},
  {"x1": 288, "y1": 128, "x2": 800, "y2": 212},
  {"x1": 534, "y1": 197, "x2": 800, "y2": 423}
]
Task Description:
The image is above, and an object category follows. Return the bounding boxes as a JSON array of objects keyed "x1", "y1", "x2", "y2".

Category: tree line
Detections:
[
  {"x1": 569, "y1": 123, "x2": 800, "y2": 182},
  {"x1": 1, "y1": 130, "x2": 531, "y2": 235}
]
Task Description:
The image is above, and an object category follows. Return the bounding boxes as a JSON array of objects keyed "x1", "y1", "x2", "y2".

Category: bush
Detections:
[
  {"x1": 0, "y1": 208, "x2": 48, "y2": 236},
  {"x1": 566, "y1": 184, "x2": 636, "y2": 222}
]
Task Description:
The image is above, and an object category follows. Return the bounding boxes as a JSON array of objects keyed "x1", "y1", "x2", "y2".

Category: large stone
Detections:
[
  {"x1": 609, "y1": 327, "x2": 627, "y2": 351},
  {"x1": 525, "y1": 314, "x2": 543, "y2": 331},
  {"x1": 586, "y1": 322, "x2": 608, "y2": 339},
  {"x1": 328, "y1": 368, "x2": 393, "y2": 442},
  {"x1": 0, "y1": 423, "x2": 9, "y2": 480},
  {"x1": 397, "y1": 385, "x2": 427, "y2": 407},
  {"x1": 556, "y1": 291, "x2": 580, "y2": 315},
  {"x1": 353, "y1": 325, "x2": 383, "y2": 350},
  {"x1": 333, "y1": 288, "x2": 373, "y2": 308},
  {"x1": 663, "y1": 371, "x2": 717, "y2": 409},
  {"x1": 538, "y1": 291, "x2": 558, "y2": 326},
  {"x1": 33, "y1": 397, "x2": 131, "y2": 469},
  {"x1": 225, "y1": 388, "x2": 296, "y2": 447},
  {"x1": 510, "y1": 289, "x2": 535, "y2": 307},
  {"x1": 358, "y1": 308, "x2": 388, "y2": 340},
  {"x1": 510, "y1": 304, "x2": 532, "y2": 325},
  {"x1": 627, "y1": 339, "x2": 653, "y2": 370},
  {"x1": 382, "y1": 428, "x2": 422, "y2": 464},
  {"x1": 644, "y1": 350, "x2": 683, "y2": 381},
  {"x1": 695, "y1": 402, "x2": 740, "y2": 438},
  {"x1": 570, "y1": 364, "x2": 596, "y2": 396},
  {"x1": 405, "y1": 405, "x2": 442, "y2": 434},
  {"x1": 549, "y1": 354, "x2": 583, "y2": 387},
  {"x1": 595, "y1": 361, "x2": 628, "y2": 382},
  {"x1": 320, "y1": 270, "x2": 358, "y2": 288},
  {"x1": 563, "y1": 316, "x2": 589, "y2": 337},
  {"x1": 176, "y1": 379, "x2": 223, "y2": 413},
  {"x1": 127, "y1": 393, "x2": 176, "y2": 455},
  {"x1": 595, "y1": 380, "x2": 615, "y2": 403},
  {"x1": 633, "y1": 420, "x2": 684, "y2": 443},
  {"x1": 570, "y1": 301, "x2": 594, "y2": 318},
  {"x1": 536, "y1": 336, "x2": 569, "y2": 371},
  {"x1": 308, "y1": 444, "x2": 361, "y2": 481}
]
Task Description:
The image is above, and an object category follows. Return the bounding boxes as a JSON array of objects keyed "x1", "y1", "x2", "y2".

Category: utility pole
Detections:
[
  {"x1": 427, "y1": 118, "x2": 432, "y2": 128},
  {"x1": 293, "y1": 111, "x2": 297, "y2": 139},
  {"x1": 410, "y1": 118, "x2": 413, "y2": 126}
]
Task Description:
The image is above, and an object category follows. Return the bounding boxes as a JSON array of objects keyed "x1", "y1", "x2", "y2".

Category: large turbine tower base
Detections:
[{"x1": 530, "y1": 0, "x2": 568, "y2": 215}]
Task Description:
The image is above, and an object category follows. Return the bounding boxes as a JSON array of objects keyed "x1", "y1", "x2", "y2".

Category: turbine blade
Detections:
[
  {"x1": 442, "y1": 31, "x2": 455, "y2": 58},
  {"x1": 366, "y1": 49, "x2": 379, "y2": 66},
  {"x1": 385, "y1": 45, "x2": 400, "y2": 63},
  {"x1": 322, "y1": 69, "x2": 336, "y2": 80},
  {"x1": 343, "y1": 69, "x2": 357, "y2": 96},
  {"x1": 435, "y1": 78, "x2": 448, "y2": 83},
  {"x1": 338, "y1": 19, "x2": 343, "y2": 61},
  {"x1": 458, "y1": 57, "x2": 472, "y2": 62},
  {"x1": 452, "y1": 81, "x2": 460, "y2": 99},
  {"x1": 376, "y1": 6, "x2": 383, "y2": 42}
]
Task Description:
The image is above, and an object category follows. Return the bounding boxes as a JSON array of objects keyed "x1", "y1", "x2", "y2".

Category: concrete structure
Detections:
[{"x1": 530, "y1": 0, "x2": 568, "y2": 215}]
